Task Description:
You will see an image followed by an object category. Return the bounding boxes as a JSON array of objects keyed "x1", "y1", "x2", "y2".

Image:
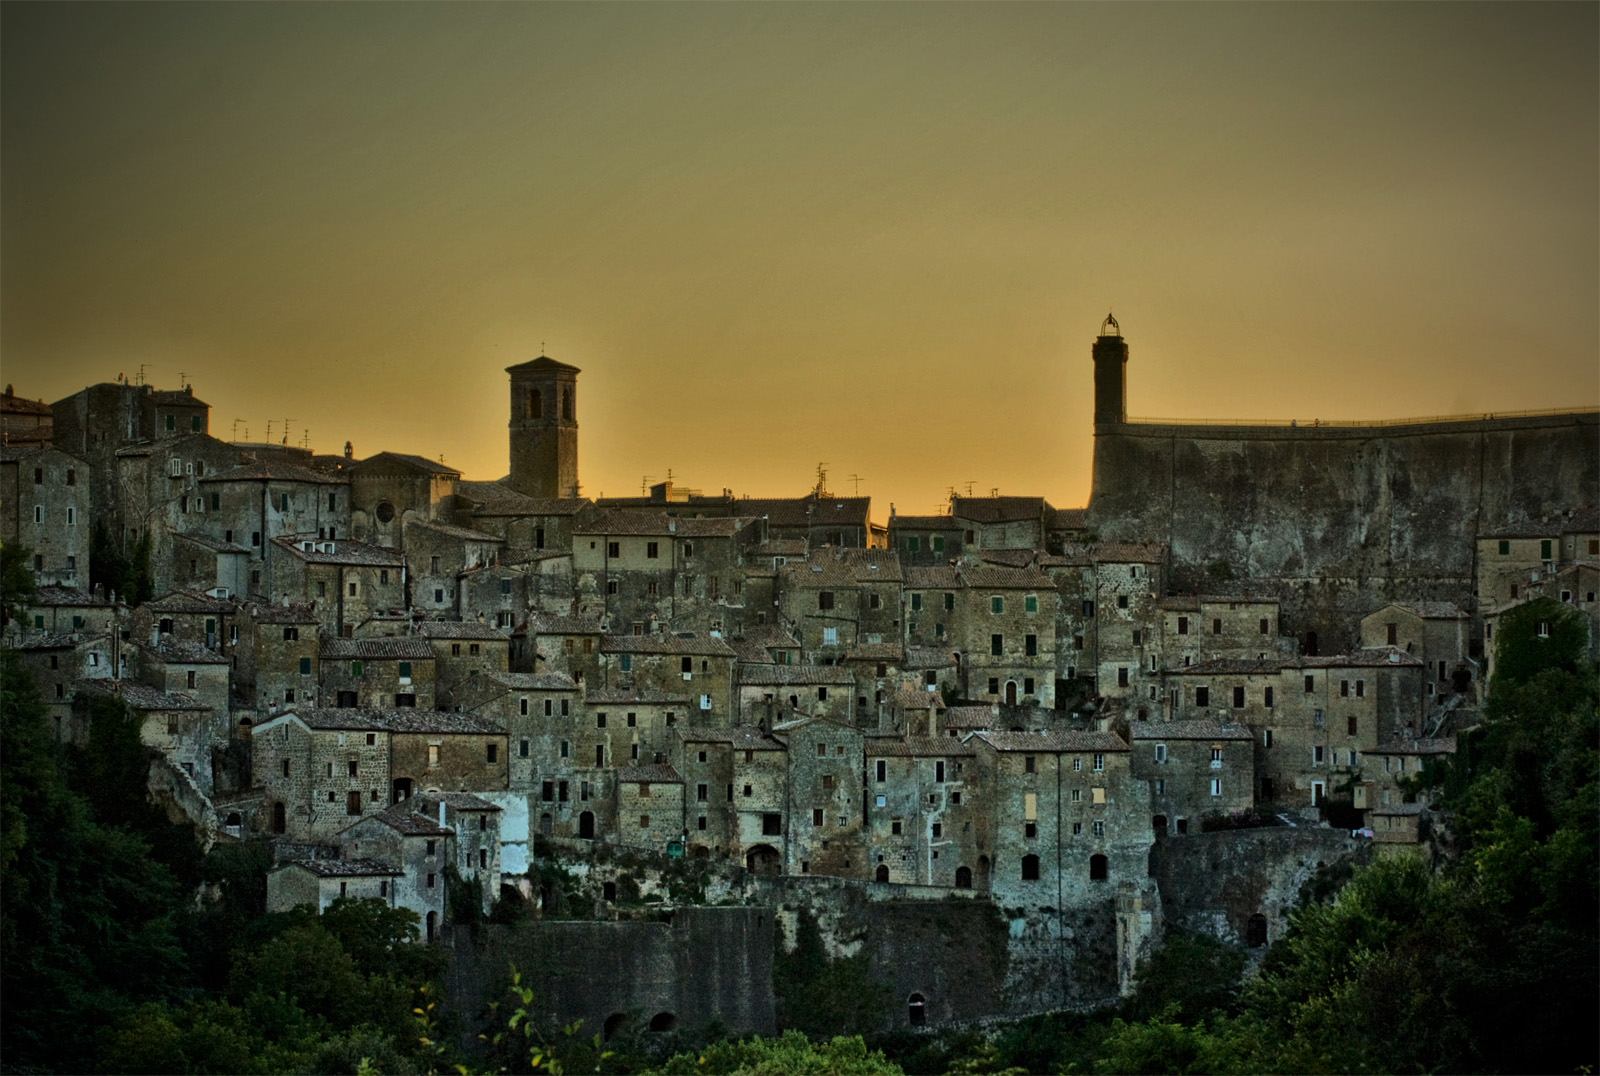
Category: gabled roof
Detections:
[
  {"x1": 200, "y1": 461, "x2": 345, "y2": 485},
  {"x1": 603, "y1": 632, "x2": 736, "y2": 657},
  {"x1": 527, "y1": 613, "x2": 604, "y2": 635},
  {"x1": 405, "y1": 519, "x2": 503, "y2": 544},
  {"x1": 348, "y1": 451, "x2": 461, "y2": 477},
  {"x1": 145, "y1": 590, "x2": 237, "y2": 614},
  {"x1": 616, "y1": 763, "x2": 682, "y2": 784},
  {"x1": 246, "y1": 601, "x2": 320, "y2": 625},
  {"x1": 78, "y1": 680, "x2": 210, "y2": 711},
  {"x1": 480, "y1": 671, "x2": 580, "y2": 692},
  {"x1": 950, "y1": 496, "x2": 1049, "y2": 524},
  {"x1": 505, "y1": 355, "x2": 581, "y2": 376},
  {"x1": 274, "y1": 857, "x2": 402, "y2": 878},
  {"x1": 271, "y1": 707, "x2": 502, "y2": 734},
  {"x1": 418, "y1": 791, "x2": 502, "y2": 811},
  {"x1": 738, "y1": 665, "x2": 856, "y2": 687},
  {"x1": 888, "y1": 515, "x2": 963, "y2": 530},
  {"x1": 866, "y1": 736, "x2": 975, "y2": 758},
  {"x1": 1366, "y1": 601, "x2": 1466, "y2": 620},
  {"x1": 134, "y1": 638, "x2": 230, "y2": 664},
  {"x1": 32, "y1": 585, "x2": 114, "y2": 608},
  {"x1": 456, "y1": 480, "x2": 590, "y2": 517},
  {"x1": 272, "y1": 536, "x2": 405, "y2": 567},
  {"x1": 414, "y1": 620, "x2": 510, "y2": 641},
  {"x1": 320, "y1": 637, "x2": 434, "y2": 660},
  {"x1": 585, "y1": 688, "x2": 690, "y2": 705}
]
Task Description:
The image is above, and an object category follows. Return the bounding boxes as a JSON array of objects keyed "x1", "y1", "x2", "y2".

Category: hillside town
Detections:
[{"x1": 3, "y1": 326, "x2": 1597, "y2": 972}]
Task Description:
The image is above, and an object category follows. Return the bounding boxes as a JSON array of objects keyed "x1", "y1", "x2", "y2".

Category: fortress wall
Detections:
[{"x1": 1088, "y1": 412, "x2": 1599, "y2": 649}]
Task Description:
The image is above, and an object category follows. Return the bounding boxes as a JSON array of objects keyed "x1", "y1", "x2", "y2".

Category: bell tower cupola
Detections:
[
  {"x1": 507, "y1": 354, "x2": 580, "y2": 498},
  {"x1": 1092, "y1": 314, "x2": 1128, "y2": 427}
]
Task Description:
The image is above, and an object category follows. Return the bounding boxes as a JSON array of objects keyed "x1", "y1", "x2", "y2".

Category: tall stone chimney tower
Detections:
[
  {"x1": 1092, "y1": 314, "x2": 1128, "y2": 427},
  {"x1": 507, "y1": 355, "x2": 580, "y2": 498}
]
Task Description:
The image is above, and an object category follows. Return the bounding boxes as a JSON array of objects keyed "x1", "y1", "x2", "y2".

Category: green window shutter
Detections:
[
  {"x1": 1540, "y1": 539, "x2": 1552, "y2": 559},
  {"x1": 299, "y1": 657, "x2": 311, "y2": 675},
  {"x1": 211, "y1": 493, "x2": 220, "y2": 510},
  {"x1": 352, "y1": 660, "x2": 363, "y2": 677},
  {"x1": 34, "y1": 615, "x2": 44, "y2": 629},
  {"x1": 1499, "y1": 540, "x2": 1510, "y2": 555},
  {"x1": 932, "y1": 536, "x2": 944, "y2": 552},
  {"x1": 1025, "y1": 595, "x2": 1038, "y2": 613},
  {"x1": 399, "y1": 661, "x2": 412, "y2": 677},
  {"x1": 991, "y1": 596, "x2": 1003, "y2": 614},
  {"x1": 907, "y1": 537, "x2": 919, "y2": 552}
]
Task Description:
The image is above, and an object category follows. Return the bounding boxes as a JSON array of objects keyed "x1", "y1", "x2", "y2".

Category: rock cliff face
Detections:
[{"x1": 1088, "y1": 412, "x2": 1599, "y2": 650}]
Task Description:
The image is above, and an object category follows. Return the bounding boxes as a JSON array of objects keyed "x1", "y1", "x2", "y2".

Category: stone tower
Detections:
[
  {"x1": 507, "y1": 355, "x2": 580, "y2": 499},
  {"x1": 1092, "y1": 314, "x2": 1128, "y2": 426}
]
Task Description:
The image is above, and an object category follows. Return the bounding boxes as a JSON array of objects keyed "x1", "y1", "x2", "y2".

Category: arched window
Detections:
[
  {"x1": 907, "y1": 993, "x2": 926, "y2": 1026},
  {"x1": 1021, "y1": 854, "x2": 1040, "y2": 881},
  {"x1": 526, "y1": 388, "x2": 541, "y2": 419},
  {"x1": 603, "y1": 1013, "x2": 627, "y2": 1042},
  {"x1": 955, "y1": 866, "x2": 972, "y2": 889},
  {"x1": 1247, "y1": 913, "x2": 1268, "y2": 948},
  {"x1": 876, "y1": 865, "x2": 890, "y2": 883},
  {"x1": 1090, "y1": 854, "x2": 1108, "y2": 881},
  {"x1": 648, "y1": 1012, "x2": 677, "y2": 1033}
]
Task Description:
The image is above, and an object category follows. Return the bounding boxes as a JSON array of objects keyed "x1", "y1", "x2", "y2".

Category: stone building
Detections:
[
  {"x1": 1128, "y1": 721, "x2": 1254, "y2": 836},
  {"x1": 969, "y1": 730, "x2": 1145, "y2": 910},
  {"x1": 134, "y1": 590, "x2": 239, "y2": 652},
  {"x1": 614, "y1": 764, "x2": 686, "y2": 853},
  {"x1": 770, "y1": 715, "x2": 865, "y2": 878},
  {"x1": 252, "y1": 707, "x2": 507, "y2": 841},
  {"x1": 1, "y1": 384, "x2": 53, "y2": 445},
  {"x1": 330, "y1": 804, "x2": 452, "y2": 932},
  {"x1": 266, "y1": 859, "x2": 405, "y2": 917},
  {"x1": 195, "y1": 458, "x2": 350, "y2": 588},
  {"x1": 346, "y1": 452, "x2": 461, "y2": 551},
  {"x1": 234, "y1": 601, "x2": 321, "y2": 714},
  {"x1": 1, "y1": 445, "x2": 91, "y2": 587},
  {"x1": 1359, "y1": 602, "x2": 1472, "y2": 699},
  {"x1": 50, "y1": 380, "x2": 212, "y2": 524},
  {"x1": 954, "y1": 565, "x2": 1059, "y2": 709},
  {"x1": 415, "y1": 620, "x2": 511, "y2": 709},
  {"x1": 12, "y1": 631, "x2": 117, "y2": 726},
  {"x1": 521, "y1": 612, "x2": 604, "y2": 682},
  {"x1": 268, "y1": 537, "x2": 406, "y2": 637},
  {"x1": 735, "y1": 664, "x2": 856, "y2": 728},
  {"x1": 172, "y1": 532, "x2": 253, "y2": 598},
  {"x1": 863, "y1": 736, "x2": 979, "y2": 887},
  {"x1": 110, "y1": 434, "x2": 243, "y2": 591},
  {"x1": 25, "y1": 584, "x2": 123, "y2": 637},
  {"x1": 506, "y1": 356, "x2": 580, "y2": 500},
  {"x1": 598, "y1": 632, "x2": 737, "y2": 726},
  {"x1": 888, "y1": 513, "x2": 966, "y2": 566},
  {"x1": 318, "y1": 637, "x2": 436, "y2": 710},
  {"x1": 949, "y1": 496, "x2": 1052, "y2": 552},
  {"x1": 1087, "y1": 543, "x2": 1168, "y2": 713},
  {"x1": 1476, "y1": 524, "x2": 1567, "y2": 608},
  {"x1": 453, "y1": 479, "x2": 590, "y2": 563},
  {"x1": 778, "y1": 548, "x2": 903, "y2": 664},
  {"x1": 403, "y1": 519, "x2": 505, "y2": 619},
  {"x1": 1359, "y1": 737, "x2": 1456, "y2": 812},
  {"x1": 76, "y1": 679, "x2": 217, "y2": 791},
  {"x1": 130, "y1": 637, "x2": 231, "y2": 717}
]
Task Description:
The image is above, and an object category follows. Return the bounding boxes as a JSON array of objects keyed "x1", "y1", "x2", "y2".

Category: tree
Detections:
[
  {"x1": 0, "y1": 541, "x2": 37, "y2": 625},
  {"x1": 656, "y1": 1030, "x2": 903, "y2": 1076}
]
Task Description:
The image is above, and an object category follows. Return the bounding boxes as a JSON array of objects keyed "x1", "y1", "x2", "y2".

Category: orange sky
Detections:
[{"x1": 4, "y1": 4, "x2": 1596, "y2": 516}]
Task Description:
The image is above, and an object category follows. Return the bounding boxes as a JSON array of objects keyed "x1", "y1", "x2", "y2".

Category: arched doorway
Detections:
[
  {"x1": 691, "y1": 845, "x2": 711, "y2": 858},
  {"x1": 578, "y1": 811, "x2": 595, "y2": 839},
  {"x1": 745, "y1": 844, "x2": 781, "y2": 875},
  {"x1": 876, "y1": 865, "x2": 890, "y2": 882},
  {"x1": 1152, "y1": 814, "x2": 1168, "y2": 837},
  {"x1": 648, "y1": 1012, "x2": 677, "y2": 1033},
  {"x1": 1005, "y1": 681, "x2": 1018, "y2": 705},
  {"x1": 603, "y1": 1013, "x2": 627, "y2": 1042},
  {"x1": 1247, "y1": 913, "x2": 1268, "y2": 948},
  {"x1": 955, "y1": 866, "x2": 972, "y2": 889},
  {"x1": 908, "y1": 993, "x2": 926, "y2": 1026}
]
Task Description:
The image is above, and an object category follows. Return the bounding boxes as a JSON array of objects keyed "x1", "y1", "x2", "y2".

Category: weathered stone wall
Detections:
[
  {"x1": 444, "y1": 906, "x2": 775, "y2": 1043},
  {"x1": 1148, "y1": 826, "x2": 1366, "y2": 952},
  {"x1": 1088, "y1": 413, "x2": 1600, "y2": 649}
]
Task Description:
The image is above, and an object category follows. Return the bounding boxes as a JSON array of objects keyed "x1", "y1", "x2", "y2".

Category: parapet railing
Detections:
[{"x1": 1122, "y1": 406, "x2": 1595, "y2": 428}]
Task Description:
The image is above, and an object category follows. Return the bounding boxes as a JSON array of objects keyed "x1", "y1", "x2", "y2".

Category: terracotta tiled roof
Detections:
[
  {"x1": 903, "y1": 566, "x2": 963, "y2": 589},
  {"x1": 456, "y1": 481, "x2": 590, "y2": 517},
  {"x1": 889, "y1": 515, "x2": 961, "y2": 530},
  {"x1": 844, "y1": 643, "x2": 904, "y2": 662},
  {"x1": 950, "y1": 496, "x2": 1048, "y2": 524},
  {"x1": 359, "y1": 807, "x2": 452, "y2": 837},
  {"x1": 959, "y1": 565, "x2": 1055, "y2": 589},
  {"x1": 616, "y1": 763, "x2": 683, "y2": 784},
  {"x1": 12, "y1": 632, "x2": 108, "y2": 651},
  {"x1": 175, "y1": 532, "x2": 251, "y2": 554},
  {"x1": 201, "y1": 461, "x2": 344, "y2": 485},
  {"x1": 892, "y1": 688, "x2": 944, "y2": 710},
  {"x1": 146, "y1": 590, "x2": 237, "y2": 614},
  {"x1": 33, "y1": 585, "x2": 113, "y2": 607},
  {"x1": 1480, "y1": 521, "x2": 1566, "y2": 539},
  {"x1": 1157, "y1": 594, "x2": 1280, "y2": 611},
  {"x1": 942, "y1": 705, "x2": 999, "y2": 729},
  {"x1": 1165, "y1": 658, "x2": 1285, "y2": 676},
  {"x1": 1377, "y1": 601, "x2": 1465, "y2": 619},
  {"x1": 247, "y1": 601, "x2": 320, "y2": 625},
  {"x1": 418, "y1": 791, "x2": 502, "y2": 811},
  {"x1": 1296, "y1": 647, "x2": 1424, "y2": 669},
  {"x1": 284, "y1": 708, "x2": 503, "y2": 734},
  {"x1": 739, "y1": 665, "x2": 856, "y2": 687},
  {"x1": 977, "y1": 549, "x2": 1038, "y2": 569},
  {"x1": 903, "y1": 646, "x2": 959, "y2": 670},
  {"x1": 406, "y1": 520, "x2": 503, "y2": 543},
  {"x1": 603, "y1": 633, "x2": 736, "y2": 657},
  {"x1": 738, "y1": 494, "x2": 871, "y2": 529},
  {"x1": 415, "y1": 620, "x2": 510, "y2": 641},
  {"x1": 482, "y1": 671, "x2": 580, "y2": 691},
  {"x1": 272, "y1": 537, "x2": 405, "y2": 567},
  {"x1": 866, "y1": 736, "x2": 975, "y2": 758},
  {"x1": 321, "y1": 637, "x2": 434, "y2": 660},
  {"x1": 349, "y1": 451, "x2": 460, "y2": 477},
  {"x1": 1049, "y1": 507, "x2": 1088, "y2": 530},
  {"x1": 973, "y1": 730, "x2": 1129, "y2": 753},
  {"x1": 528, "y1": 613, "x2": 603, "y2": 635},
  {"x1": 78, "y1": 680, "x2": 210, "y2": 711},
  {"x1": 573, "y1": 510, "x2": 754, "y2": 538}
]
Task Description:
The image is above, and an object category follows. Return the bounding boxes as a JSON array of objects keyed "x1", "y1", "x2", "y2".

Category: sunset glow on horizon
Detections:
[{"x1": 4, "y1": 3, "x2": 1595, "y2": 514}]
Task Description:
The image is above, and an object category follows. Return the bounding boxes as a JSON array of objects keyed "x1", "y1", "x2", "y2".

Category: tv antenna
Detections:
[
  {"x1": 963, "y1": 481, "x2": 975, "y2": 497},
  {"x1": 265, "y1": 420, "x2": 275, "y2": 442},
  {"x1": 282, "y1": 418, "x2": 295, "y2": 446},
  {"x1": 177, "y1": 371, "x2": 189, "y2": 388},
  {"x1": 847, "y1": 473, "x2": 863, "y2": 496},
  {"x1": 135, "y1": 364, "x2": 149, "y2": 386},
  {"x1": 232, "y1": 418, "x2": 243, "y2": 441},
  {"x1": 814, "y1": 462, "x2": 828, "y2": 496},
  {"x1": 989, "y1": 487, "x2": 999, "y2": 497},
  {"x1": 641, "y1": 475, "x2": 654, "y2": 495}
]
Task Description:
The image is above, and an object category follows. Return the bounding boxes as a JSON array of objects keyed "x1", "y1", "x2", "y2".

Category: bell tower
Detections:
[
  {"x1": 507, "y1": 355, "x2": 580, "y2": 498},
  {"x1": 1092, "y1": 314, "x2": 1128, "y2": 427}
]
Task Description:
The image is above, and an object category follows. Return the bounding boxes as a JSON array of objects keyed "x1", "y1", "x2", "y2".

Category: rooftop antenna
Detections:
[
  {"x1": 281, "y1": 418, "x2": 294, "y2": 446},
  {"x1": 815, "y1": 462, "x2": 828, "y2": 497},
  {"x1": 231, "y1": 418, "x2": 243, "y2": 441},
  {"x1": 135, "y1": 364, "x2": 149, "y2": 386},
  {"x1": 177, "y1": 371, "x2": 189, "y2": 388},
  {"x1": 641, "y1": 475, "x2": 654, "y2": 495},
  {"x1": 265, "y1": 420, "x2": 275, "y2": 443},
  {"x1": 301, "y1": 428, "x2": 311, "y2": 449},
  {"x1": 848, "y1": 473, "x2": 863, "y2": 495},
  {"x1": 963, "y1": 481, "x2": 975, "y2": 497},
  {"x1": 989, "y1": 487, "x2": 999, "y2": 497}
]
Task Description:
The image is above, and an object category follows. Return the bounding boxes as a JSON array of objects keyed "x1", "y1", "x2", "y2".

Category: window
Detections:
[
  {"x1": 646, "y1": 541, "x2": 659, "y2": 558},
  {"x1": 1154, "y1": 744, "x2": 1167, "y2": 763},
  {"x1": 822, "y1": 627, "x2": 838, "y2": 645},
  {"x1": 1355, "y1": 680, "x2": 1364, "y2": 698},
  {"x1": 907, "y1": 536, "x2": 920, "y2": 552},
  {"x1": 351, "y1": 660, "x2": 364, "y2": 677},
  {"x1": 1232, "y1": 686, "x2": 1245, "y2": 708},
  {"x1": 1117, "y1": 667, "x2": 1129, "y2": 688},
  {"x1": 1092, "y1": 819, "x2": 1105, "y2": 836},
  {"x1": 991, "y1": 634, "x2": 1003, "y2": 656},
  {"x1": 1541, "y1": 539, "x2": 1553, "y2": 560},
  {"x1": 991, "y1": 596, "x2": 1004, "y2": 614},
  {"x1": 1212, "y1": 617, "x2": 1222, "y2": 634},
  {"x1": 1093, "y1": 753, "x2": 1105, "y2": 771},
  {"x1": 1089, "y1": 854, "x2": 1108, "y2": 881},
  {"x1": 1259, "y1": 618, "x2": 1269, "y2": 634},
  {"x1": 1265, "y1": 686, "x2": 1274, "y2": 708},
  {"x1": 910, "y1": 593, "x2": 923, "y2": 612},
  {"x1": 762, "y1": 813, "x2": 782, "y2": 836},
  {"x1": 487, "y1": 743, "x2": 498, "y2": 763},
  {"x1": 945, "y1": 592, "x2": 955, "y2": 611},
  {"x1": 1176, "y1": 615, "x2": 1189, "y2": 635},
  {"x1": 1347, "y1": 715, "x2": 1358, "y2": 736},
  {"x1": 596, "y1": 713, "x2": 607, "y2": 728},
  {"x1": 299, "y1": 657, "x2": 311, "y2": 675},
  {"x1": 347, "y1": 791, "x2": 362, "y2": 815},
  {"x1": 428, "y1": 745, "x2": 439, "y2": 766},
  {"x1": 596, "y1": 745, "x2": 605, "y2": 766},
  {"x1": 1024, "y1": 755, "x2": 1035, "y2": 774},
  {"x1": 1021, "y1": 854, "x2": 1040, "y2": 881},
  {"x1": 932, "y1": 536, "x2": 944, "y2": 552},
  {"x1": 1117, "y1": 595, "x2": 1128, "y2": 609},
  {"x1": 1024, "y1": 594, "x2": 1038, "y2": 613},
  {"x1": 398, "y1": 661, "x2": 412, "y2": 678},
  {"x1": 1196, "y1": 686, "x2": 1210, "y2": 707},
  {"x1": 32, "y1": 468, "x2": 42, "y2": 485},
  {"x1": 1304, "y1": 675, "x2": 1315, "y2": 693},
  {"x1": 1024, "y1": 633, "x2": 1037, "y2": 656},
  {"x1": 607, "y1": 541, "x2": 620, "y2": 558},
  {"x1": 283, "y1": 627, "x2": 299, "y2": 641},
  {"x1": 1314, "y1": 746, "x2": 1325, "y2": 765}
]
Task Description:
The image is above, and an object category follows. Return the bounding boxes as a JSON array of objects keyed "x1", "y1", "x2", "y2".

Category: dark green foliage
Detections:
[
  {"x1": 1122, "y1": 933, "x2": 1246, "y2": 1024},
  {"x1": 773, "y1": 911, "x2": 891, "y2": 1037},
  {"x1": 90, "y1": 520, "x2": 153, "y2": 607},
  {"x1": 655, "y1": 1030, "x2": 903, "y2": 1075},
  {"x1": 0, "y1": 541, "x2": 38, "y2": 624},
  {"x1": 1492, "y1": 596, "x2": 1589, "y2": 686}
]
